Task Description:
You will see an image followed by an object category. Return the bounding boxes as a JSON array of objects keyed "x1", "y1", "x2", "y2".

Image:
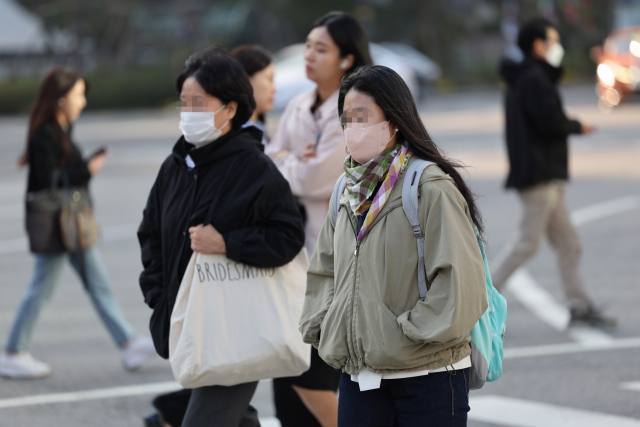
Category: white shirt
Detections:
[{"x1": 350, "y1": 355, "x2": 472, "y2": 391}]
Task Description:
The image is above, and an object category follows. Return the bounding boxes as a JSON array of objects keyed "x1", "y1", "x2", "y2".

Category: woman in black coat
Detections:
[
  {"x1": 0, "y1": 67, "x2": 156, "y2": 380},
  {"x1": 137, "y1": 47, "x2": 305, "y2": 427}
]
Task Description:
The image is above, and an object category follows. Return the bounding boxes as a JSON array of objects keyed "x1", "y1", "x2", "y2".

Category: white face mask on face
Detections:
[
  {"x1": 545, "y1": 42, "x2": 564, "y2": 68},
  {"x1": 179, "y1": 105, "x2": 228, "y2": 146}
]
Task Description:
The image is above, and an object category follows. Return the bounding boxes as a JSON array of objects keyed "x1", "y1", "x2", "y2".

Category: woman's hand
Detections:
[
  {"x1": 88, "y1": 153, "x2": 106, "y2": 175},
  {"x1": 189, "y1": 224, "x2": 227, "y2": 254},
  {"x1": 301, "y1": 142, "x2": 317, "y2": 163}
]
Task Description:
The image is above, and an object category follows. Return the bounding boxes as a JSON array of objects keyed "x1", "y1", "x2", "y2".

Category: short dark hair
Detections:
[
  {"x1": 176, "y1": 45, "x2": 256, "y2": 130},
  {"x1": 230, "y1": 45, "x2": 272, "y2": 77},
  {"x1": 517, "y1": 18, "x2": 556, "y2": 56},
  {"x1": 313, "y1": 12, "x2": 373, "y2": 74}
]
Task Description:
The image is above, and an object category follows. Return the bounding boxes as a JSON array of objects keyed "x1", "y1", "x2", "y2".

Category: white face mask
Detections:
[
  {"x1": 179, "y1": 105, "x2": 229, "y2": 146},
  {"x1": 545, "y1": 43, "x2": 564, "y2": 68}
]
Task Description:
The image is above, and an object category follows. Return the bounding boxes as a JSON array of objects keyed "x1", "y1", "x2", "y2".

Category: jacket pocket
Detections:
[
  {"x1": 360, "y1": 304, "x2": 422, "y2": 369},
  {"x1": 317, "y1": 301, "x2": 349, "y2": 370}
]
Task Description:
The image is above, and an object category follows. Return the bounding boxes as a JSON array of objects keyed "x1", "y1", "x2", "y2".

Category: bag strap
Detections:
[
  {"x1": 401, "y1": 159, "x2": 435, "y2": 299},
  {"x1": 330, "y1": 173, "x2": 346, "y2": 226}
]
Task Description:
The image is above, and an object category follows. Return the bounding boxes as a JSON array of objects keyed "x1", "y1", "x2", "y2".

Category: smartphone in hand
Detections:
[{"x1": 88, "y1": 146, "x2": 108, "y2": 159}]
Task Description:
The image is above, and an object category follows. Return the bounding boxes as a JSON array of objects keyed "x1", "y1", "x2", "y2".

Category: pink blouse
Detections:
[{"x1": 266, "y1": 88, "x2": 347, "y2": 256}]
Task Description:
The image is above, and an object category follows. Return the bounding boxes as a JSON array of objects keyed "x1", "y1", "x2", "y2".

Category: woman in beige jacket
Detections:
[
  {"x1": 299, "y1": 66, "x2": 488, "y2": 426},
  {"x1": 266, "y1": 11, "x2": 372, "y2": 427}
]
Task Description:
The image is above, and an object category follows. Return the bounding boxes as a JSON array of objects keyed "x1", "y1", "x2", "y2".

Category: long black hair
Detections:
[
  {"x1": 312, "y1": 12, "x2": 373, "y2": 74},
  {"x1": 230, "y1": 44, "x2": 272, "y2": 124},
  {"x1": 176, "y1": 45, "x2": 255, "y2": 130},
  {"x1": 338, "y1": 65, "x2": 484, "y2": 234},
  {"x1": 19, "y1": 66, "x2": 86, "y2": 167}
]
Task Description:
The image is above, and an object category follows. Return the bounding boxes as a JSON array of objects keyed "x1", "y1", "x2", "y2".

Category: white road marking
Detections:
[
  {"x1": 0, "y1": 378, "x2": 274, "y2": 410},
  {"x1": 621, "y1": 382, "x2": 640, "y2": 392},
  {"x1": 504, "y1": 336, "x2": 640, "y2": 359},
  {"x1": 502, "y1": 195, "x2": 640, "y2": 346},
  {"x1": 504, "y1": 269, "x2": 569, "y2": 331},
  {"x1": 469, "y1": 395, "x2": 640, "y2": 427},
  {"x1": 0, "y1": 381, "x2": 182, "y2": 409},
  {"x1": 571, "y1": 195, "x2": 640, "y2": 226}
]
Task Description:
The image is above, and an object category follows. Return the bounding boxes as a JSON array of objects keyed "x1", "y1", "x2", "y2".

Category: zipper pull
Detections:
[{"x1": 354, "y1": 244, "x2": 359, "y2": 256}]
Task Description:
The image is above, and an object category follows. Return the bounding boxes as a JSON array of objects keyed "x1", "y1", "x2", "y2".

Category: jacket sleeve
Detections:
[
  {"x1": 137, "y1": 166, "x2": 165, "y2": 309},
  {"x1": 299, "y1": 209, "x2": 336, "y2": 347},
  {"x1": 222, "y1": 159, "x2": 305, "y2": 269},
  {"x1": 521, "y1": 74, "x2": 582, "y2": 138},
  {"x1": 269, "y1": 125, "x2": 347, "y2": 201},
  {"x1": 397, "y1": 180, "x2": 488, "y2": 344}
]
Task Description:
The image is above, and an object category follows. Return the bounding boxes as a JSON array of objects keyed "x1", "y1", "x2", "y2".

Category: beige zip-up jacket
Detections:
[{"x1": 299, "y1": 159, "x2": 488, "y2": 376}]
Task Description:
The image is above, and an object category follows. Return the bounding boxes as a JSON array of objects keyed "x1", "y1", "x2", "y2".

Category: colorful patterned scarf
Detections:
[{"x1": 343, "y1": 144, "x2": 412, "y2": 242}]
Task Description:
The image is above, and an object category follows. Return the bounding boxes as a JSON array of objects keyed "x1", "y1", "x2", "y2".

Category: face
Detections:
[
  {"x1": 533, "y1": 27, "x2": 560, "y2": 59},
  {"x1": 59, "y1": 79, "x2": 86, "y2": 124},
  {"x1": 304, "y1": 26, "x2": 353, "y2": 85},
  {"x1": 341, "y1": 89, "x2": 397, "y2": 148},
  {"x1": 249, "y1": 63, "x2": 276, "y2": 117},
  {"x1": 179, "y1": 76, "x2": 237, "y2": 132}
]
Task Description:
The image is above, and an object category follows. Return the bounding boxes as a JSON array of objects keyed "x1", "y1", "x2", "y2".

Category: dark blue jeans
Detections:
[{"x1": 338, "y1": 369, "x2": 470, "y2": 427}]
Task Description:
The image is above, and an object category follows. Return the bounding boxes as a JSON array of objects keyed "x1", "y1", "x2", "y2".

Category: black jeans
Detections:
[
  {"x1": 338, "y1": 369, "x2": 470, "y2": 427},
  {"x1": 182, "y1": 381, "x2": 259, "y2": 427}
]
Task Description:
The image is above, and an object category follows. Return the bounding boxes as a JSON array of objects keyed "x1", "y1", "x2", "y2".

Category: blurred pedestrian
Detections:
[
  {"x1": 265, "y1": 11, "x2": 373, "y2": 427},
  {"x1": 231, "y1": 44, "x2": 276, "y2": 146},
  {"x1": 137, "y1": 47, "x2": 305, "y2": 427},
  {"x1": 495, "y1": 18, "x2": 616, "y2": 328},
  {"x1": 0, "y1": 66, "x2": 156, "y2": 380},
  {"x1": 299, "y1": 65, "x2": 487, "y2": 427}
]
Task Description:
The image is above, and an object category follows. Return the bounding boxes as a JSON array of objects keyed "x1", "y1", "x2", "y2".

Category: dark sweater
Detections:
[
  {"x1": 137, "y1": 128, "x2": 306, "y2": 358},
  {"x1": 27, "y1": 122, "x2": 91, "y2": 193},
  {"x1": 499, "y1": 57, "x2": 582, "y2": 189}
]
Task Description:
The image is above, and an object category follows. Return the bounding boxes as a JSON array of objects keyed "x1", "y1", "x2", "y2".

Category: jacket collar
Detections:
[
  {"x1": 339, "y1": 156, "x2": 454, "y2": 231},
  {"x1": 298, "y1": 88, "x2": 340, "y2": 120},
  {"x1": 524, "y1": 56, "x2": 563, "y2": 85},
  {"x1": 171, "y1": 127, "x2": 262, "y2": 169}
]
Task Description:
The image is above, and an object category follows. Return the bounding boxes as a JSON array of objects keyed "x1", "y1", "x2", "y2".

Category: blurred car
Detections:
[
  {"x1": 271, "y1": 42, "x2": 439, "y2": 111},
  {"x1": 591, "y1": 26, "x2": 640, "y2": 108}
]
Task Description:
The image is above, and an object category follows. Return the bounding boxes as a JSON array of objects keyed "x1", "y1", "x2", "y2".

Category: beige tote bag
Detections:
[{"x1": 169, "y1": 249, "x2": 311, "y2": 388}]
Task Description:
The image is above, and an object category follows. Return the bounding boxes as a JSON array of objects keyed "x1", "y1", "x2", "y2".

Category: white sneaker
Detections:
[
  {"x1": 0, "y1": 351, "x2": 52, "y2": 379},
  {"x1": 120, "y1": 336, "x2": 157, "y2": 371}
]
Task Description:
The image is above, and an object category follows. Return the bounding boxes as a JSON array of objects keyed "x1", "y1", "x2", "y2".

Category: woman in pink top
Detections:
[{"x1": 266, "y1": 11, "x2": 372, "y2": 427}]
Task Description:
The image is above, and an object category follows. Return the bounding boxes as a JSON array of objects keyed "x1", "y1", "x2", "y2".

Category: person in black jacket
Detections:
[
  {"x1": 137, "y1": 47, "x2": 305, "y2": 427},
  {"x1": 493, "y1": 18, "x2": 615, "y2": 328},
  {"x1": 0, "y1": 67, "x2": 156, "y2": 380}
]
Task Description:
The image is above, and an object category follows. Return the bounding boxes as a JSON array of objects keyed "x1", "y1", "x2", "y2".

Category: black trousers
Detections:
[{"x1": 182, "y1": 381, "x2": 260, "y2": 427}]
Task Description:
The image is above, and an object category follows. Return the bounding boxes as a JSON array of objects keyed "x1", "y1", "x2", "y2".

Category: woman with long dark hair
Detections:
[
  {"x1": 299, "y1": 65, "x2": 488, "y2": 426},
  {"x1": 0, "y1": 66, "x2": 156, "y2": 380},
  {"x1": 231, "y1": 44, "x2": 276, "y2": 145},
  {"x1": 266, "y1": 11, "x2": 373, "y2": 427}
]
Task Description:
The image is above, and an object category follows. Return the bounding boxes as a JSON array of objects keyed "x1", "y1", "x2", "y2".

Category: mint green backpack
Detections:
[{"x1": 331, "y1": 159, "x2": 507, "y2": 389}]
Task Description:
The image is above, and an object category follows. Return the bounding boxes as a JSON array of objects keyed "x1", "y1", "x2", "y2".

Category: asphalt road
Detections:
[{"x1": 0, "y1": 84, "x2": 639, "y2": 427}]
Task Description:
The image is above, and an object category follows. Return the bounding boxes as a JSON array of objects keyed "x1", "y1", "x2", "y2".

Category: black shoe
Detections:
[
  {"x1": 143, "y1": 413, "x2": 162, "y2": 427},
  {"x1": 569, "y1": 305, "x2": 617, "y2": 329}
]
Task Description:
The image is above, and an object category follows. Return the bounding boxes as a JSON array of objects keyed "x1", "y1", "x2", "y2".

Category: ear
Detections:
[
  {"x1": 341, "y1": 54, "x2": 356, "y2": 70},
  {"x1": 532, "y1": 37, "x2": 547, "y2": 59},
  {"x1": 225, "y1": 101, "x2": 238, "y2": 119}
]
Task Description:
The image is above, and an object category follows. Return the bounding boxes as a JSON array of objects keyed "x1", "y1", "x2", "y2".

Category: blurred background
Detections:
[
  {"x1": 1, "y1": 1, "x2": 639, "y2": 426},
  {"x1": 0, "y1": 0, "x2": 635, "y2": 112}
]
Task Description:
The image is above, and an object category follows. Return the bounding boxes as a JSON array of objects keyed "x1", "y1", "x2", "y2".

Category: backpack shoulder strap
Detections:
[
  {"x1": 402, "y1": 159, "x2": 435, "y2": 299},
  {"x1": 331, "y1": 173, "x2": 347, "y2": 227}
]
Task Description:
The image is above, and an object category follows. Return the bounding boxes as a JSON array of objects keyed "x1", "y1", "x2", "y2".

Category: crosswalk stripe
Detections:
[
  {"x1": 621, "y1": 382, "x2": 640, "y2": 392},
  {"x1": 469, "y1": 395, "x2": 640, "y2": 427}
]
